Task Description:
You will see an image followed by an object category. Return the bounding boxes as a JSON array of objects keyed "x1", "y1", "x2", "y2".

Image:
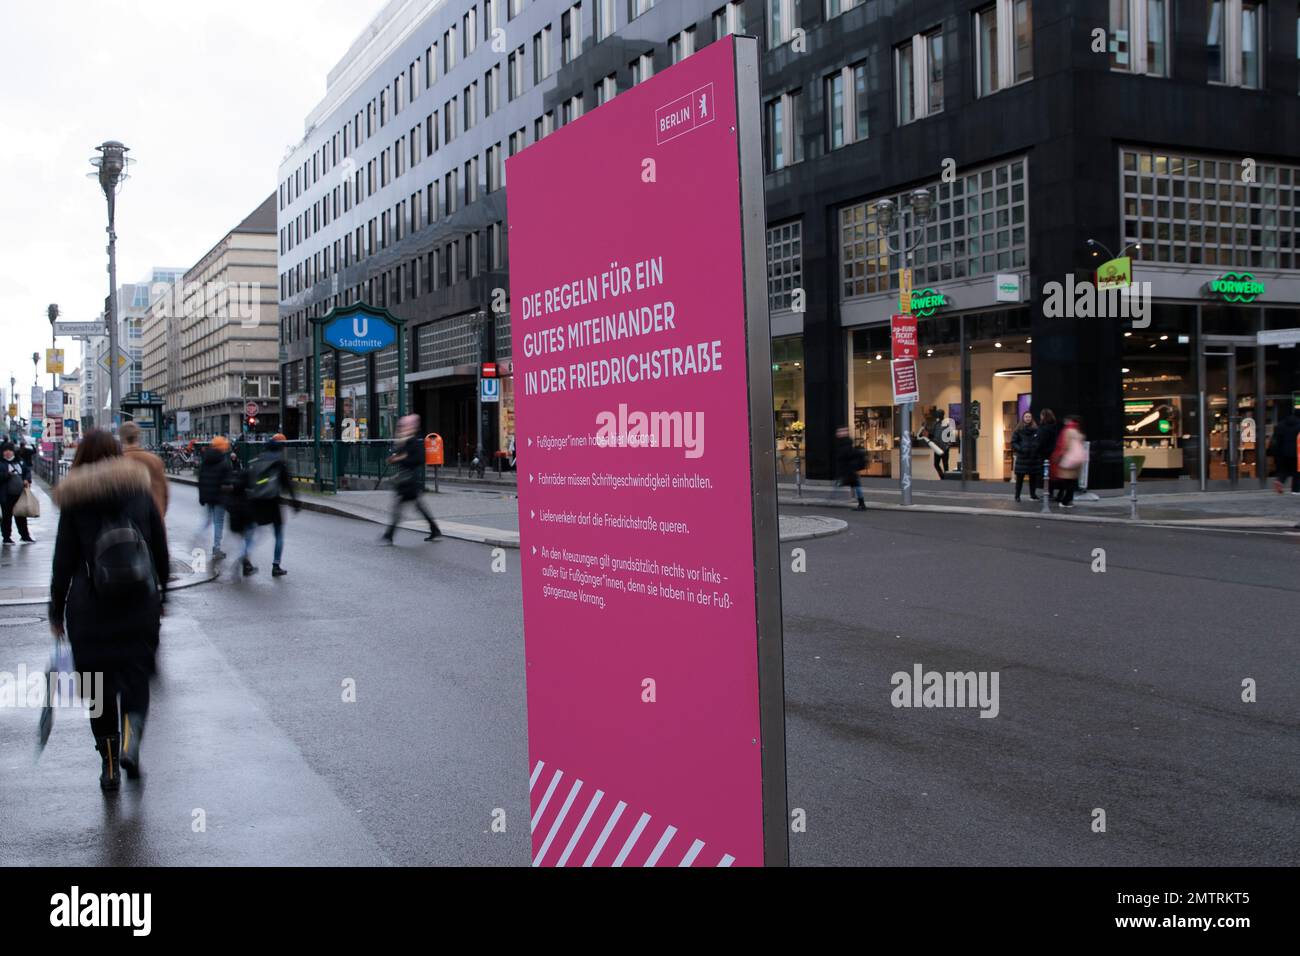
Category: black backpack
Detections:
[
  {"x1": 92, "y1": 515, "x2": 156, "y2": 600},
  {"x1": 246, "y1": 457, "x2": 282, "y2": 500}
]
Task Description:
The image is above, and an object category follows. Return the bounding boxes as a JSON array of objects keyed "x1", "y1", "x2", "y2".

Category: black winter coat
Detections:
[
  {"x1": 1035, "y1": 423, "x2": 1061, "y2": 463},
  {"x1": 835, "y1": 436, "x2": 866, "y2": 484},
  {"x1": 1011, "y1": 424, "x2": 1041, "y2": 476},
  {"x1": 49, "y1": 457, "x2": 168, "y2": 674},
  {"x1": 1, "y1": 456, "x2": 27, "y2": 499},
  {"x1": 391, "y1": 436, "x2": 426, "y2": 501},
  {"x1": 1270, "y1": 414, "x2": 1300, "y2": 472},
  {"x1": 229, "y1": 452, "x2": 297, "y2": 530},
  {"x1": 197, "y1": 447, "x2": 234, "y2": 506}
]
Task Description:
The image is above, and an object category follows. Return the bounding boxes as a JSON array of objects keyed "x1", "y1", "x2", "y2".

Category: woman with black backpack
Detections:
[{"x1": 48, "y1": 428, "x2": 169, "y2": 792}]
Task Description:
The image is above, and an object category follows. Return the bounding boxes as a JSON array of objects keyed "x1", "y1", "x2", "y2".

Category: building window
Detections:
[
  {"x1": 1209, "y1": 0, "x2": 1265, "y2": 87},
  {"x1": 713, "y1": 1, "x2": 746, "y2": 38},
  {"x1": 976, "y1": 0, "x2": 1033, "y2": 96},
  {"x1": 562, "y1": 4, "x2": 582, "y2": 64},
  {"x1": 840, "y1": 157, "x2": 1029, "y2": 298},
  {"x1": 509, "y1": 0, "x2": 525, "y2": 18},
  {"x1": 766, "y1": 0, "x2": 799, "y2": 49},
  {"x1": 897, "y1": 28, "x2": 944, "y2": 123},
  {"x1": 508, "y1": 46, "x2": 525, "y2": 99},
  {"x1": 509, "y1": 127, "x2": 527, "y2": 157},
  {"x1": 1121, "y1": 148, "x2": 1298, "y2": 269},
  {"x1": 465, "y1": 156, "x2": 479, "y2": 205},
  {"x1": 562, "y1": 93, "x2": 584, "y2": 125},
  {"x1": 767, "y1": 221, "x2": 803, "y2": 312},
  {"x1": 825, "y1": 63, "x2": 869, "y2": 149},
  {"x1": 631, "y1": 52, "x2": 654, "y2": 85},
  {"x1": 464, "y1": 7, "x2": 478, "y2": 56},
  {"x1": 487, "y1": 144, "x2": 503, "y2": 191},
  {"x1": 534, "y1": 26, "x2": 552, "y2": 83},
  {"x1": 595, "y1": 0, "x2": 616, "y2": 40},
  {"x1": 1110, "y1": 0, "x2": 1170, "y2": 76},
  {"x1": 669, "y1": 27, "x2": 696, "y2": 63},
  {"x1": 485, "y1": 65, "x2": 500, "y2": 116},
  {"x1": 445, "y1": 26, "x2": 458, "y2": 72},
  {"x1": 825, "y1": 0, "x2": 861, "y2": 18},
  {"x1": 488, "y1": 222, "x2": 504, "y2": 270},
  {"x1": 485, "y1": 0, "x2": 497, "y2": 37},
  {"x1": 595, "y1": 72, "x2": 618, "y2": 104},
  {"x1": 464, "y1": 82, "x2": 478, "y2": 130},
  {"x1": 629, "y1": 0, "x2": 653, "y2": 20},
  {"x1": 765, "y1": 89, "x2": 804, "y2": 171},
  {"x1": 534, "y1": 110, "x2": 555, "y2": 140}
]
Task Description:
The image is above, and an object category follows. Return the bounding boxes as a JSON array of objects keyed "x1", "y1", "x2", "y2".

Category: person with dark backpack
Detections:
[
  {"x1": 48, "y1": 429, "x2": 168, "y2": 792},
  {"x1": 233, "y1": 434, "x2": 300, "y2": 577}
]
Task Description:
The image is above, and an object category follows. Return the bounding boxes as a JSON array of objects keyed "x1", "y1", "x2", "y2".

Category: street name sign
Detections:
[
  {"x1": 507, "y1": 35, "x2": 786, "y2": 867},
  {"x1": 53, "y1": 320, "x2": 107, "y2": 337}
]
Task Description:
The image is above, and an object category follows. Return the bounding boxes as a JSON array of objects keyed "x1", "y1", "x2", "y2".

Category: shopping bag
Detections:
[
  {"x1": 37, "y1": 641, "x2": 76, "y2": 752},
  {"x1": 13, "y1": 487, "x2": 39, "y2": 519}
]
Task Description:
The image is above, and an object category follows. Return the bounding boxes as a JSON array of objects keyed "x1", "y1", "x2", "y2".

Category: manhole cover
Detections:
[{"x1": 0, "y1": 616, "x2": 43, "y2": 627}]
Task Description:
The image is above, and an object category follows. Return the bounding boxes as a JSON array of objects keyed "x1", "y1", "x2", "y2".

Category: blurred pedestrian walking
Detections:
[
  {"x1": 835, "y1": 426, "x2": 867, "y2": 511},
  {"x1": 120, "y1": 422, "x2": 168, "y2": 518},
  {"x1": 48, "y1": 429, "x2": 168, "y2": 791},
  {"x1": 1011, "y1": 412, "x2": 1041, "y2": 502},
  {"x1": 1268, "y1": 409, "x2": 1300, "y2": 495},
  {"x1": 381, "y1": 415, "x2": 441, "y2": 544},
  {"x1": 233, "y1": 434, "x2": 300, "y2": 577},
  {"x1": 1, "y1": 439, "x2": 35, "y2": 544},
  {"x1": 195, "y1": 436, "x2": 234, "y2": 562},
  {"x1": 1052, "y1": 415, "x2": 1087, "y2": 509}
]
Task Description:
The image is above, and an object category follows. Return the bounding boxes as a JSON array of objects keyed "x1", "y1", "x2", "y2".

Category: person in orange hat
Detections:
[{"x1": 195, "y1": 435, "x2": 235, "y2": 561}]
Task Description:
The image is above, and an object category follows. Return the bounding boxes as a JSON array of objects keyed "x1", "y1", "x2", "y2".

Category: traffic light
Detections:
[
  {"x1": 968, "y1": 400, "x2": 982, "y2": 439},
  {"x1": 247, "y1": 416, "x2": 258, "y2": 429}
]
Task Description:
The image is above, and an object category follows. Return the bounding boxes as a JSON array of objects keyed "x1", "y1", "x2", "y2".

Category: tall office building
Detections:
[{"x1": 278, "y1": 0, "x2": 1300, "y2": 485}]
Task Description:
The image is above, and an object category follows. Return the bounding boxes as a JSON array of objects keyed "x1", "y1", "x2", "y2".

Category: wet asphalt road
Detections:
[{"x1": 1, "y1": 489, "x2": 1296, "y2": 866}]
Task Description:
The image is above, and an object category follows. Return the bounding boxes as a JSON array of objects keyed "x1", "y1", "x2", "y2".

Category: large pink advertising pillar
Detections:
[{"x1": 507, "y1": 35, "x2": 786, "y2": 867}]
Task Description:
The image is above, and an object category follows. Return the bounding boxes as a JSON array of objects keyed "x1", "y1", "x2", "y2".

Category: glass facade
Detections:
[
  {"x1": 1122, "y1": 148, "x2": 1299, "y2": 269},
  {"x1": 841, "y1": 157, "x2": 1028, "y2": 298}
]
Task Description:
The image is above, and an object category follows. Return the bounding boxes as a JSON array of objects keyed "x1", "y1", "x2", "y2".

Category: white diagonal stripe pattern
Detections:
[
  {"x1": 612, "y1": 812, "x2": 651, "y2": 867},
  {"x1": 582, "y1": 799, "x2": 627, "y2": 867},
  {"x1": 558, "y1": 790, "x2": 604, "y2": 867},
  {"x1": 643, "y1": 826, "x2": 677, "y2": 866},
  {"x1": 679, "y1": 839, "x2": 706, "y2": 866},
  {"x1": 530, "y1": 769, "x2": 563, "y2": 832},
  {"x1": 533, "y1": 778, "x2": 583, "y2": 867}
]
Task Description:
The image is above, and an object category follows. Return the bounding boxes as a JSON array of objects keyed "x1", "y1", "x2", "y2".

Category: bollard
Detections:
[
  {"x1": 1129, "y1": 461, "x2": 1138, "y2": 520},
  {"x1": 1040, "y1": 459, "x2": 1051, "y2": 514}
]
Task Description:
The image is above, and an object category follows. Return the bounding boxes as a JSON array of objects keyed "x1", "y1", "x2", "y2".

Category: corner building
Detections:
[{"x1": 278, "y1": 0, "x2": 1300, "y2": 485}]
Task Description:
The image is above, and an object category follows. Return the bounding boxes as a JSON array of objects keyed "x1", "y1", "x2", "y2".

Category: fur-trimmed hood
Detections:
[{"x1": 54, "y1": 456, "x2": 152, "y2": 510}]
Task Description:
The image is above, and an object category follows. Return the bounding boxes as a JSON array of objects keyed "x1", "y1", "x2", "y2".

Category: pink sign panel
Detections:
[{"x1": 507, "y1": 37, "x2": 778, "y2": 867}]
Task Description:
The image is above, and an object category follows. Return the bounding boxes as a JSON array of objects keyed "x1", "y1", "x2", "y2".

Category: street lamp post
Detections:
[
  {"x1": 90, "y1": 141, "x2": 132, "y2": 431},
  {"x1": 872, "y1": 188, "x2": 935, "y2": 507},
  {"x1": 46, "y1": 304, "x2": 61, "y2": 482}
]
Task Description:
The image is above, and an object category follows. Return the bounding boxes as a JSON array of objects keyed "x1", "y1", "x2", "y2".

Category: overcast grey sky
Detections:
[{"x1": 0, "y1": 0, "x2": 385, "y2": 402}]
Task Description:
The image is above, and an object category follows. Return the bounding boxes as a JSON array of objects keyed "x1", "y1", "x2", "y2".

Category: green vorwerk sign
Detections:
[
  {"x1": 910, "y1": 288, "x2": 948, "y2": 317},
  {"x1": 1209, "y1": 272, "x2": 1266, "y2": 304}
]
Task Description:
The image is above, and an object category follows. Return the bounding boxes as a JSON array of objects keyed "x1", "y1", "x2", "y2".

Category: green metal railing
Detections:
[{"x1": 193, "y1": 439, "x2": 399, "y2": 493}]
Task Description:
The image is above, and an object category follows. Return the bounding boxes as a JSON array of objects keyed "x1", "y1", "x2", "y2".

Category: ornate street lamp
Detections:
[{"x1": 89, "y1": 141, "x2": 133, "y2": 429}]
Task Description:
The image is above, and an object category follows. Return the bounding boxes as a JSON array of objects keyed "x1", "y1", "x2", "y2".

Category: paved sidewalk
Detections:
[
  {"x1": 167, "y1": 474, "x2": 847, "y2": 547},
  {"x1": 0, "y1": 480, "x2": 218, "y2": 606},
  {"x1": 779, "y1": 479, "x2": 1300, "y2": 532}
]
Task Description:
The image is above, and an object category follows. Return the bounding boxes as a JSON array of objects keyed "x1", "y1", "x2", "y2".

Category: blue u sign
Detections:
[{"x1": 322, "y1": 310, "x2": 397, "y2": 354}]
